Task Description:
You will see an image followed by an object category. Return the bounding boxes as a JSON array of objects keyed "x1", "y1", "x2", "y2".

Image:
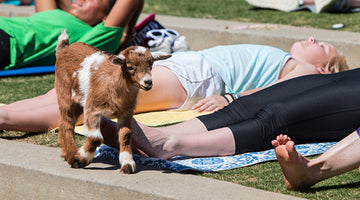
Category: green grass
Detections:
[
  {"x1": 142, "y1": 0, "x2": 360, "y2": 32},
  {"x1": 202, "y1": 160, "x2": 360, "y2": 199},
  {"x1": 1, "y1": 0, "x2": 360, "y2": 199}
]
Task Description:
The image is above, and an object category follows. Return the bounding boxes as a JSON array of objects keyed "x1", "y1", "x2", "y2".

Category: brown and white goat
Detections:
[{"x1": 54, "y1": 30, "x2": 171, "y2": 174}]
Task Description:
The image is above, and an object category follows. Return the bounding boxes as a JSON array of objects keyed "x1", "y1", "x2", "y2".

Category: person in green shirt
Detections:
[{"x1": 0, "y1": 0, "x2": 144, "y2": 69}]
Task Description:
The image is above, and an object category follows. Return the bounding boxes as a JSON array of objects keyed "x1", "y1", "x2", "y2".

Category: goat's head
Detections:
[{"x1": 115, "y1": 46, "x2": 171, "y2": 91}]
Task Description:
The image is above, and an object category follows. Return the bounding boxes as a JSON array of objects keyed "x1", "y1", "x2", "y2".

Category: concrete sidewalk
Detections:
[
  {"x1": 0, "y1": 139, "x2": 305, "y2": 200},
  {"x1": 1, "y1": 4, "x2": 360, "y2": 199}
]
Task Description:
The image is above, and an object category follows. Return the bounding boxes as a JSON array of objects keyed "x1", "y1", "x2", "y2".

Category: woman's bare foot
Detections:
[
  {"x1": 272, "y1": 134, "x2": 317, "y2": 190},
  {"x1": 100, "y1": 118, "x2": 177, "y2": 159},
  {"x1": 131, "y1": 120, "x2": 177, "y2": 160}
]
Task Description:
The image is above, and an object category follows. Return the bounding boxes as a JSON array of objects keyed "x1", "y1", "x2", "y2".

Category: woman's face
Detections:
[
  {"x1": 290, "y1": 37, "x2": 338, "y2": 68},
  {"x1": 69, "y1": 0, "x2": 111, "y2": 26}
]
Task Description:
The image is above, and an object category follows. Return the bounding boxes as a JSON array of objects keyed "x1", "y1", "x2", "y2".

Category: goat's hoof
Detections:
[
  {"x1": 68, "y1": 155, "x2": 89, "y2": 168},
  {"x1": 120, "y1": 164, "x2": 135, "y2": 174},
  {"x1": 71, "y1": 160, "x2": 82, "y2": 168},
  {"x1": 70, "y1": 160, "x2": 88, "y2": 168}
]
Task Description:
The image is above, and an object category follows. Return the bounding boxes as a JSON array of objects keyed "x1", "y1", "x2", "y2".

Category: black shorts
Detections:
[
  {"x1": 198, "y1": 69, "x2": 360, "y2": 154},
  {"x1": 0, "y1": 29, "x2": 10, "y2": 69}
]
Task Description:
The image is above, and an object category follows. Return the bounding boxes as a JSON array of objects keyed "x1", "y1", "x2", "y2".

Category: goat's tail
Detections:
[{"x1": 56, "y1": 29, "x2": 69, "y2": 58}]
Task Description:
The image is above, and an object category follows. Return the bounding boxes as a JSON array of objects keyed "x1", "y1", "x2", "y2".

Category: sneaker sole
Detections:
[{"x1": 246, "y1": 0, "x2": 299, "y2": 12}]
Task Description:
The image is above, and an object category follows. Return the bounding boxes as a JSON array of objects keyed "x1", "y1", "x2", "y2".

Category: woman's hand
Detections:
[{"x1": 191, "y1": 95, "x2": 230, "y2": 112}]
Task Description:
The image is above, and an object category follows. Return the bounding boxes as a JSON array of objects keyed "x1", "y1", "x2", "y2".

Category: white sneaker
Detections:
[
  {"x1": 172, "y1": 36, "x2": 190, "y2": 52},
  {"x1": 147, "y1": 37, "x2": 173, "y2": 53}
]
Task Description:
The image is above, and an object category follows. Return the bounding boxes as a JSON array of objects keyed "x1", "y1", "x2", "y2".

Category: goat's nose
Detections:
[{"x1": 144, "y1": 79, "x2": 152, "y2": 85}]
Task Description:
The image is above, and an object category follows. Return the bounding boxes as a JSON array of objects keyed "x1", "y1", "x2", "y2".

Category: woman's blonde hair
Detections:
[{"x1": 325, "y1": 54, "x2": 350, "y2": 73}]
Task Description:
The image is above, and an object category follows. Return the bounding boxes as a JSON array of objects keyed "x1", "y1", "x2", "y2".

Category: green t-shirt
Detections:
[{"x1": 0, "y1": 9, "x2": 124, "y2": 69}]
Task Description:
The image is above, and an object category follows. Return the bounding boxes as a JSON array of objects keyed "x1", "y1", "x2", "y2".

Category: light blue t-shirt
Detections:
[{"x1": 198, "y1": 44, "x2": 290, "y2": 94}]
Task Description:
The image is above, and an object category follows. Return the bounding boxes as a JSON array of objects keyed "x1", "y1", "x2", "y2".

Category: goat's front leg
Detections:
[{"x1": 118, "y1": 116, "x2": 136, "y2": 174}]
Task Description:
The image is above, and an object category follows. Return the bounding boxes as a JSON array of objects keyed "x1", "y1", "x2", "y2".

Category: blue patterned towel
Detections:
[{"x1": 95, "y1": 142, "x2": 336, "y2": 172}]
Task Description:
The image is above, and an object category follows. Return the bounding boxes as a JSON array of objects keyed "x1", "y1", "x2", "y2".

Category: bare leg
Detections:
[
  {"x1": 131, "y1": 118, "x2": 235, "y2": 159},
  {"x1": 303, "y1": 0, "x2": 315, "y2": 5},
  {"x1": 0, "y1": 66, "x2": 187, "y2": 132},
  {"x1": 0, "y1": 88, "x2": 60, "y2": 132},
  {"x1": 272, "y1": 132, "x2": 360, "y2": 190},
  {"x1": 349, "y1": 0, "x2": 360, "y2": 7},
  {"x1": 101, "y1": 117, "x2": 236, "y2": 159},
  {"x1": 135, "y1": 66, "x2": 187, "y2": 113}
]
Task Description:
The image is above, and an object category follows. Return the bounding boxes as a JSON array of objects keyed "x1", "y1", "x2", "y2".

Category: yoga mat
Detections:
[
  {"x1": 96, "y1": 142, "x2": 336, "y2": 172},
  {"x1": 0, "y1": 66, "x2": 55, "y2": 77},
  {"x1": 1, "y1": 0, "x2": 34, "y2": 5}
]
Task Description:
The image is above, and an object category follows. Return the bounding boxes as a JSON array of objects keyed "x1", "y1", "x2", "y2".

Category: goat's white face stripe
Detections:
[
  {"x1": 140, "y1": 73, "x2": 152, "y2": 86},
  {"x1": 78, "y1": 52, "x2": 105, "y2": 106},
  {"x1": 134, "y1": 46, "x2": 146, "y2": 54}
]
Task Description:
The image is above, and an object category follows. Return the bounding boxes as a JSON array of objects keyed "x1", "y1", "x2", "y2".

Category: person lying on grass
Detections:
[
  {"x1": 100, "y1": 68, "x2": 360, "y2": 161},
  {"x1": 0, "y1": 0, "x2": 144, "y2": 70},
  {"x1": 0, "y1": 37, "x2": 348, "y2": 133}
]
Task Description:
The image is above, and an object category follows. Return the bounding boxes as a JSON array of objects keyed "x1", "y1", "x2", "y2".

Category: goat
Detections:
[{"x1": 54, "y1": 30, "x2": 171, "y2": 174}]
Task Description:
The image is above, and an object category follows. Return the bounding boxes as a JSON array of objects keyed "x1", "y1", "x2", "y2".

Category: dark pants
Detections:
[
  {"x1": 0, "y1": 29, "x2": 10, "y2": 69},
  {"x1": 198, "y1": 68, "x2": 360, "y2": 154}
]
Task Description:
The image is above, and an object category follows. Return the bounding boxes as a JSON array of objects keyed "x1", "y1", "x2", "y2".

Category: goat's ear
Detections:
[
  {"x1": 151, "y1": 52, "x2": 172, "y2": 61},
  {"x1": 113, "y1": 54, "x2": 126, "y2": 65}
]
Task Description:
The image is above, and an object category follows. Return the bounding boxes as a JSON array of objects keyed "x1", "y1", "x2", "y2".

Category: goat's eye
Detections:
[{"x1": 127, "y1": 66, "x2": 135, "y2": 71}]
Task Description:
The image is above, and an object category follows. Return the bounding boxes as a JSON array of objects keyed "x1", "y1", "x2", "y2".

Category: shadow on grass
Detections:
[
  {"x1": 0, "y1": 131, "x2": 45, "y2": 140},
  {"x1": 298, "y1": 181, "x2": 360, "y2": 193}
]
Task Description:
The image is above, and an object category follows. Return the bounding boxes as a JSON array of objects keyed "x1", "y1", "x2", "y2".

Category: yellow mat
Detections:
[{"x1": 134, "y1": 110, "x2": 211, "y2": 126}]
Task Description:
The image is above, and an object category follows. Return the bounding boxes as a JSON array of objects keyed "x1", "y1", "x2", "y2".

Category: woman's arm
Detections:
[
  {"x1": 104, "y1": 0, "x2": 143, "y2": 27},
  {"x1": 34, "y1": 0, "x2": 72, "y2": 13},
  {"x1": 192, "y1": 60, "x2": 320, "y2": 112},
  {"x1": 104, "y1": 0, "x2": 144, "y2": 52}
]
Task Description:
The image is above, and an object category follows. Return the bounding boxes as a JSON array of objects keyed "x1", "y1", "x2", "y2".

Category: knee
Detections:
[{"x1": 161, "y1": 135, "x2": 179, "y2": 157}]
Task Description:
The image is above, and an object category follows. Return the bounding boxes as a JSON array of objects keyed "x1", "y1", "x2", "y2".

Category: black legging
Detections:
[
  {"x1": 198, "y1": 68, "x2": 360, "y2": 154},
  {"x1": 0, "y1": 29, "x2": 10, "y2": 69}
]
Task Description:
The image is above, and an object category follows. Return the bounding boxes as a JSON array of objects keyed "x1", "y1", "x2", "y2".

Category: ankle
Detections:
[
  {"x1": 302, "y1": 159, "x2": 324, "y2": 187},
  {"x1": 161, "y1": 134, "x2": 179, "y2": 159}
]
